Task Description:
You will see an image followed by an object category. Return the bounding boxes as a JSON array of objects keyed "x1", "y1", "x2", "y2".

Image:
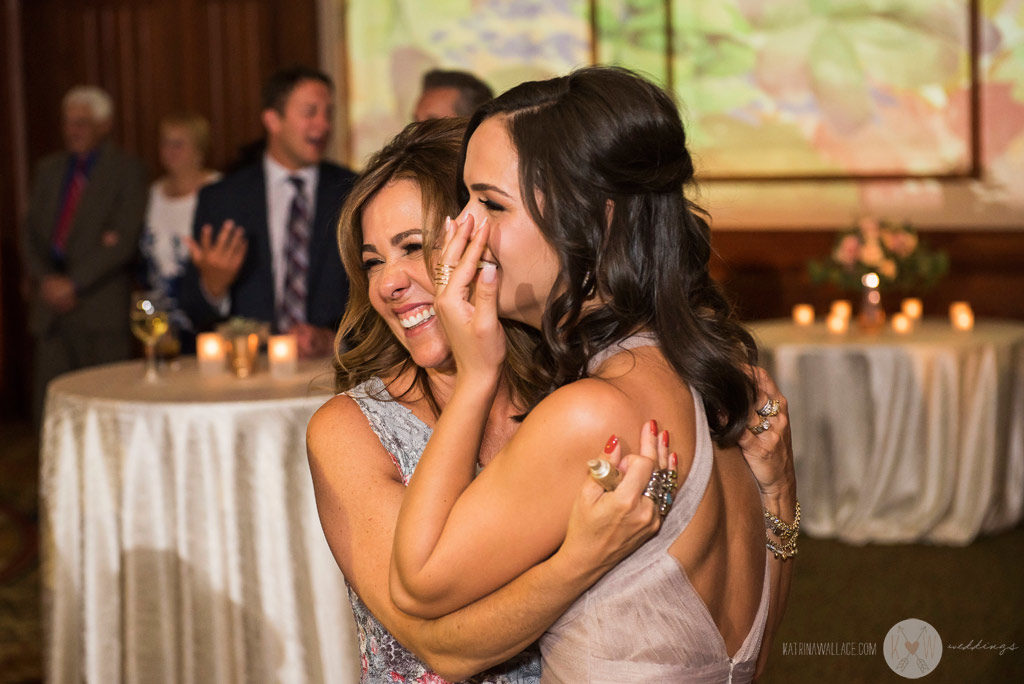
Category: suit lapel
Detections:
[
  {"x1": 241, "y1": 163, "x2": 275, "y2": 317},
  {"x1": 308, "y1": 163, "x2": 336, "y2": 291},
  {"x1": 38, "y1": 155, "x2": 69, "y2": 242}
]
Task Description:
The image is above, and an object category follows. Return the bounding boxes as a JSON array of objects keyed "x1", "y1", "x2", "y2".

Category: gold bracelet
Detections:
[
  {"x1": 766, "y1": 536, "x2": 798, "y2": 560},
  {"x1": 764, "y1": 500, "x2": 800, "y2": 541},
  {"x1": 764, "y1": 500, "x2": 800, "y2": 560}
]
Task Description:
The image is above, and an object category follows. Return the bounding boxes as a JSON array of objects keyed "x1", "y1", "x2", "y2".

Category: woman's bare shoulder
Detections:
[
  {"x1": 525, "y1": 377, "x2": 634, "y2": 436},
  {"x1": 307, "y1": 394, "x2": 378, "y2": 461}
]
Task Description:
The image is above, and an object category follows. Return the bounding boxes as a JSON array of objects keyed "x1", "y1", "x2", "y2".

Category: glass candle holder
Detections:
[
  {"x1": 268, "y1": 334, "x2": 298, "y2": 378},
  {"x1": 197, "y1": 332, "x2": 226, "y2": 377},
  {"x1": 227, "y1": 333, "x2": 260, "y2": 378}
]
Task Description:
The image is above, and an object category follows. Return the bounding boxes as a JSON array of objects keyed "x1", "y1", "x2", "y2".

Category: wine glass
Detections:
[{"x1": 130, "y1": 290, "x2": 170, "y2": 381}]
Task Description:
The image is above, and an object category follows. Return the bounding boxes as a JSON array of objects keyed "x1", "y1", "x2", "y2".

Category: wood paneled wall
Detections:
[
  {"x1": 18, "y1": 0, "x2": 320, "y2": 175},
  {"x1": 711, "y1": 230, "x2": 1024, "y2": 323},
  {"x1": 0, "y1": 0, "x2": 319, "y2": 415}
]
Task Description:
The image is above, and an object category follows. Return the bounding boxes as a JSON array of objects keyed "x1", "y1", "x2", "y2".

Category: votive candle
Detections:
[
  {"x1": 951, "y1": 305, "x2": 974, "y2": 332},
  {"x1": 197, "y1": 333, "x2": 226, "y2": 376},
  {"x1": 949, "y1": 301, "x2": 971, "y2": 320},
  {"x1": 830, "y1": 300, "x2": 852, "y2": 321},
  {"x1": 891, "y1": 313, "x2": 912, "y2": 334},
  {"x1": 792, "y1": 304, "x2": 815, "y2": 327},
  {"x1": 827, "y1": 312, "x2": 849, "y2": 335},
  {"x1": 268, "y1": 334, "x2": 298, "y2": 378},
  {"x1": 901, "y1": 298, "x2": 923, "y2": 321}
]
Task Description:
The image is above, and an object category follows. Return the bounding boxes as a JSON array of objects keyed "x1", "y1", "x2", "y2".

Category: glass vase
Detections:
[{"x1": 858, "y1": 285, "x2": 886, "y2": 333}]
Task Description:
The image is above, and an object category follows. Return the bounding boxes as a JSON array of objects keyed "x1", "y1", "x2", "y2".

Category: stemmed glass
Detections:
[{"x1": 130, "y1": 290, "x2": 170, "y2": 382}]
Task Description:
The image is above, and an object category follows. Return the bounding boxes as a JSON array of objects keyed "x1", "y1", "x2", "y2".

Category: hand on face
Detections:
[
  {"x1": 186, "y1": 220, "x2": 248, "y2": 299},
  {"x1": 433, "y1": 212, "x2": 505, "y2": 383}
]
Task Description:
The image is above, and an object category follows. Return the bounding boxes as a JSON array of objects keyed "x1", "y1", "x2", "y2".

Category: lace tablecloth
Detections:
[
  {"x1": 751, "y1": 319, "x2": 1024, "y2": 545},
  {"x1": 40, "y1": 358, "x2": 359, "y2": 683}
]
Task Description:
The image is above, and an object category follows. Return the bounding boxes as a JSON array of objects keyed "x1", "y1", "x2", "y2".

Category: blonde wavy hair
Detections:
[{"x1": 333, "y1": 118, "x2": 545, "y2": 416}]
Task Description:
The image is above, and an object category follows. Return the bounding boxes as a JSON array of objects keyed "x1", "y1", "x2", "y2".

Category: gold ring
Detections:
[
  {"x1": 749, "y1": 417, "x2": 771, "y2": 435},
  {"x1": 433, "y1": 264, "x2": 454, "y2": 288},
  {"x1": 757, "y1": 398, "x2": 780, "y2": 418}
]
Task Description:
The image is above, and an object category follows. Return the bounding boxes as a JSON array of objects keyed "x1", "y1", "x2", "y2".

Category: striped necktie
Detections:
[{"x1": 278, "y1": 176, "x2": 311, "y2": 332}]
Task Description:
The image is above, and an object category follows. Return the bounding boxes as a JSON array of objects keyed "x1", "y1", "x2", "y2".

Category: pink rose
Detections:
[
  {"x1": 881, "y1": 230, "x2": 918, "y2": 258},
  {"x1": 834, "y1": 234, "x2": 861, "y2": 267},
  {"x1": 858, "y1": 217, "x2": 880, "y2": 241},
  {"x1": 859, "y1": 239, "x2": 884, "y2": 267}
]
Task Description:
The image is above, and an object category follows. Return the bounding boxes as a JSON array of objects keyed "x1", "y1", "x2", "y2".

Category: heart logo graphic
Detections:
[{"x1": 905, "y1": 641, "x2": 919, "y2": 655}]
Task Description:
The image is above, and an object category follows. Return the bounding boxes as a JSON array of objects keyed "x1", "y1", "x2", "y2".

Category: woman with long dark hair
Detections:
[
  {"x1": 389, "y1": 67, "x2": 797, "y2": 681},
  {"x1": 308, "y1": 118, "x2": 672, "y2": 683}
]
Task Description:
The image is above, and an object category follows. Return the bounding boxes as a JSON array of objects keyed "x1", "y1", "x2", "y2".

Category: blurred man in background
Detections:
[
  {"x1": 181, "y1": 66, "x2": 356, "y2": 358},
  {"x1": 413, "y1": 69, "x2": 493, "y2": 121},
  {"x1": 20, "y1": 85, "x2": 147, "y2": 425}
]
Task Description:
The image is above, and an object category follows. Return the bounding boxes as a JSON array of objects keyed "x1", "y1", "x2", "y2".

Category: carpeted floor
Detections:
[
  {"x1": 0, "y1": 419, "x2": 42, "y2": 684},
  {"x1": 0, "y1": 416, "x2": 1021, "y2": 683}
]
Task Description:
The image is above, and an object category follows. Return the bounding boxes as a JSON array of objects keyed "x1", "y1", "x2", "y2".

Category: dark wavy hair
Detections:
[
  {"x1": 458, "y1": 66, "x2": 757, "y2": 445},
  {"x1": 334, "y1": 118, "x2": 545, "y2": 416}
]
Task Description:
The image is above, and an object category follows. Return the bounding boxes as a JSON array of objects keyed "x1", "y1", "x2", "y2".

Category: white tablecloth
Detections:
[
  {"x1": 751, "y1": 319, "x2": 1024, "y2": 545},
  {"x1": 40, "y1": 358, "x2": 360, "y2": 683}
]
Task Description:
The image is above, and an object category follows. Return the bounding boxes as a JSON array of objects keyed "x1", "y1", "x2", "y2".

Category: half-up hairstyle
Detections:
[
  {"x1": 335, "y1": 118, "x2": 545, "y2": 416},
  {"x1": 459, "y1": 66, "x2": 757, "y2": 445}
]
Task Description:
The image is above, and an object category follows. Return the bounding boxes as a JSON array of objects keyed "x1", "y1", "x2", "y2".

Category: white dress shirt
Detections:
[
  {"x1": 203, "y1": 155, "x2": 320, "y2": 317},
  {"x1": 264, "y1": 154, "x2": 319, "y2": 311}
]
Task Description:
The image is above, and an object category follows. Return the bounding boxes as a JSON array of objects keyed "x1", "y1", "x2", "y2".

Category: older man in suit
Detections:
[
  {"x1": 181, "y1": 66, "x2": 356, "y2": 358},
  {"x1": 21, "y1": 85, "x2": 148, "y2": 424}
]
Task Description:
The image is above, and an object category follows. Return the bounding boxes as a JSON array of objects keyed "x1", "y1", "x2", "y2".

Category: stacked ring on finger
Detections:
[
  {"x1": 643, "y1": 468, "x2": 679, "y2": 517},
  {"x1": 748, "y1": 417, "x2": 771, "y2": 435},
  {"x1": 433, "y1": 264, "x2": 455, "y2": 288},
  {"x1": 756, "y1": 398, "x2": 781, "y2": 417}
]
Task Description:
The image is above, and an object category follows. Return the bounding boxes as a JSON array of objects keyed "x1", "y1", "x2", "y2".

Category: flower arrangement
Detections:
[
  {"x1": 216, "y1": 317, "x2": 270, "y2": 344},
  {"x1": 808, "y1": 218, "x2": 949, "y2": 292}
]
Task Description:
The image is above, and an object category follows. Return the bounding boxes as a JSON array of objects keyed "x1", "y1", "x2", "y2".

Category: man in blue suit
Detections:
[{"x1": 181, "y1": 66, "x2": 356, "y2": 358}]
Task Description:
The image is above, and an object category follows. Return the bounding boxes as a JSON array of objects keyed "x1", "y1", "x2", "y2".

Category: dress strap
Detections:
[
  {"x1": 657, "y1": 384, "x2": 714, "y2": 540},
  {"x1": 346, "y1": 377, "x2": 431, "y2": 482},
  {"x1": 586, "y1": 332, "x2": 659, "y2": 375}
]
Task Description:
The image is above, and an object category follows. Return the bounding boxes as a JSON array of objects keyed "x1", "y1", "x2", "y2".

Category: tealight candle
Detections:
[
  {"x1": 792, "y1": 304, "x2": 815, "y2": 327},
  {"x1": 951, "y1": 305, "x2": 974, "y2": 332},
  {"x1": 901, "y1": 298, "x2": 923, "y2": 321},
  {"x1": 830, "y1": 300, "x2": 852, "y2": 321},
  {"x1": 949, "y1": 301, "x2": 971, "y2": 320},
  {"x1": 891, "y1": 313, "x2": 912, "y2": 334},
  {"x1": 268, "y1": 334, "x2": 298, "y2": 378},
  {"x1": 197, "y1": 332, "x2": 226, "y2": 377},
  {"x1": 827, "y1": 312, "x2": 849, "y2": 335}
]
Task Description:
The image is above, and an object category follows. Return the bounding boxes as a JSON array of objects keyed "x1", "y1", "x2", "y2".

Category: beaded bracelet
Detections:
[{"x1": 764, "y1": 500, "x2": 800, "y2": 560}]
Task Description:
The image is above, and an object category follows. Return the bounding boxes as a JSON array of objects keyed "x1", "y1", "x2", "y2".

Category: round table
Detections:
[
  {"x1": 40, "y1": 358, "x2": 359, "y2": 684},
  {"x1": 751, "y1": 319, "x2": 1024, "y2": 545}
]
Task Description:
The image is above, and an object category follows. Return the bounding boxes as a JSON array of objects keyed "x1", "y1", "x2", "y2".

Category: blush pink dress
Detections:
[{"x1": 539, "y1": 338, "x2": 772, "y2": 683}]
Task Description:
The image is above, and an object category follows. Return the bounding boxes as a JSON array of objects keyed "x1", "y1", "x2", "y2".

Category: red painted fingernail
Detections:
[
  {"x1": 649, "y1": 420, "x2": 658, "y2": 435},
  {"x1": 604, "y1": 434, "x2": 618, "y2": 453},
  {"x1": 661, "y1": 430, "x2": 669, "y2": 447},
  {"x1": 670, "y1": 452, "x2": 677, "y2": 470}
]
